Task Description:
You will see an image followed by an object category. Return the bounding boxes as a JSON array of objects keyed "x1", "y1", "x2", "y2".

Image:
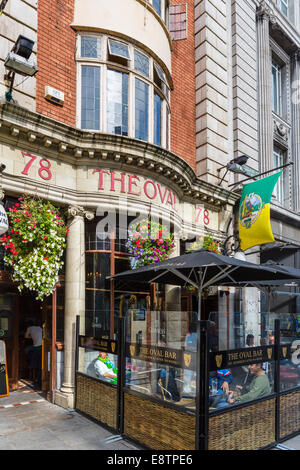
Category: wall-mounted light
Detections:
[
  {"x1": 4, "y1": 35, "x2": 38, "y2": 102},
  {"x1": 218, "y1": 155, "x2": 250, "y2": 186}
]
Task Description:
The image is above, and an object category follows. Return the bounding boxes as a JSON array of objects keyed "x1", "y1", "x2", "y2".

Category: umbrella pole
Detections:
[{"x1": 195, "y1": 271, "x2": 209, "y2": 451}]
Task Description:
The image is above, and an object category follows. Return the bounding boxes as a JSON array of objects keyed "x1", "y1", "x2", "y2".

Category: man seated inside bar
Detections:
[
  {"x1": 211, "y1": 363, "x2": 270, "y2": 408},
  {"x1": 227, "y1": 363, "x2": 271, "y2": 405},
  {"x1": 94, "y1": 351, "x2": 118, "y2": 384}
]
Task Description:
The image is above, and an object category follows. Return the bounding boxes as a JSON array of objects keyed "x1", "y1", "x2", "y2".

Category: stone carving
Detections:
[
  {"x1": 67, "y1": 205, "x2": 95, "y2": 220},
  {"x1": 257, "y1": 0, "x2": 277, "y2": 25},
  {"x1": 274, "y1": 120, "x2": 289, "y2": 142}
]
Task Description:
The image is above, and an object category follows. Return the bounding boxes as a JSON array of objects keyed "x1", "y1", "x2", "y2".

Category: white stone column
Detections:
[
  {"x1": 55, "y1": 205, "x2": 94, "y2": 409},
  {"x1": 291, "y1": 50, "x2": 300, "y2": 212},
  {"x1": 257, "y1": 1, "x2": 274, "y2": 172}
]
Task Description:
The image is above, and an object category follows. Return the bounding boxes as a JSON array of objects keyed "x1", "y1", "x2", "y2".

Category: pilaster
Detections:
[
  {"x1": 256, "y1": 0, "x2": 274, "y2": 173},
  {"x1": 291, "y1": 50, "x2": 300, "y2": 212},
  {"x1": 55, "y1": 205, "x2": 94, "y2": 409}
]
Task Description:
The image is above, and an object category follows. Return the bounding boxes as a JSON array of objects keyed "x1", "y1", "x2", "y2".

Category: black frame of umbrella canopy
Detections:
[{"x1": 109, "y1": 249, "x2": 300, "y2": 450}]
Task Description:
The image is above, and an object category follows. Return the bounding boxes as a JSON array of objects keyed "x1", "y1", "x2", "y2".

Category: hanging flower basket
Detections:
[
  {"x1": 0, "y1": 196, "x2": 68, "y2": 300},
  {"x1": 127, "y1": 219, "x2": 175, "y2": 269},
  {"x1": 202, "y1": 233, "x2": 221, "y2": 254}
]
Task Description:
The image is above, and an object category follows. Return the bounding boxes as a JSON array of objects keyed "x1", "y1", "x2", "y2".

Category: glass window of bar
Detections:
[
  {"x1": 107, "y1": 69, "x2": 129, "y2": 136},
  {"x1": 81, "y1": 66, "x2": 100, "y2": 130}
]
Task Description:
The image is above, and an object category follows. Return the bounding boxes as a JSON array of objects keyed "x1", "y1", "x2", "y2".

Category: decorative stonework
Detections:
[
  {"x1": 67, "y1": 205, "x2": 95, "y2": 221},
  {"x1": 274, "y1": 120, "x2": 289, "y2": 142},
  {"x1": 0, "y1": 102, "x2": 239, "y2": 210},
  {"x1": 257, "y1": 0, "x2": 277, "y2": 24}
]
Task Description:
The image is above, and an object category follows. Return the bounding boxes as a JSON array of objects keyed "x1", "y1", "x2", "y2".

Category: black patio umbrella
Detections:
[
  {"x1": 111, "y1": 249, "x2": 300, "y2": 451},
  {"x1": 221, "y1": 260, "x2": 300, "y2": 312},
  {"x1": 111, "y1": 248, "x2": 300, "y2": 320}
]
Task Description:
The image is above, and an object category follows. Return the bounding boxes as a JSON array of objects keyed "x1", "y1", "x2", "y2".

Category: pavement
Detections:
[
  {"x1": 1, "y1": 381, "x2": 300, "y2": 451},
  {"x1": 0, "y1": 380, "x2": 140, "y2": 451}
]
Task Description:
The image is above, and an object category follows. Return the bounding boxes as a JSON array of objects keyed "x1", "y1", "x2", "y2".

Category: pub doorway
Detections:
[{"x1": 0, "y1": 285, "x2": 54, "y2": 394}]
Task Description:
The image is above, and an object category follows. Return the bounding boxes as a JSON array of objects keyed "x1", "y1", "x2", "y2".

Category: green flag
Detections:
[{"x1": 238, "y1": 172, "x2": 282, "y2": 251}]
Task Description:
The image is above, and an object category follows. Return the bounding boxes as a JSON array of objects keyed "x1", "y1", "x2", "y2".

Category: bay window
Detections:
[{"x1": 77, "y1": 34, "x2": 170, "y2": 148}]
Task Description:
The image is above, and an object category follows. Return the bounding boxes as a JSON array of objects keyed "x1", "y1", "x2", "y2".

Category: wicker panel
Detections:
[
  {"x1": 209, "y1": 399, "x2": 276, "y2": 450},
  {"x1": 280, "y1": 390, "x2": 300, "y2": 439},
  {"x1": 76, "y1": 374, "x2": 117, "y2": 430},
  {"x1": 124, "y1": 392, "x2": 195, "y2": 450}
]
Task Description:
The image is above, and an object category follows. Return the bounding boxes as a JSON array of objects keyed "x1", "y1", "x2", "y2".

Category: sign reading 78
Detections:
[{"x1": 21, "y1": 152, "x2": 52, "y2": 181}]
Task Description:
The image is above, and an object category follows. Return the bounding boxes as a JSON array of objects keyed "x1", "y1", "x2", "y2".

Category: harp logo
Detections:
[
  {"x1": 184, "y1": 353, "x2": 191, "y2": 368},
  {"x1": 215, "y1": 354, "x2": 223, "y2": 368},
  {"x1": 130, "y1": 345, "x2": 135, "y2": 357}
]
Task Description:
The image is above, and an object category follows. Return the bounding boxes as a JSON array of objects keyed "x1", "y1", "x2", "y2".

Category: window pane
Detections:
[
  {"x1": 108, "y1": 39, "x2": 130, "y2": 59},
  {"x1": 85, "y1": 252, "x2": 111, "y2": 338},
  {"x1": 280, "y1": 0, "x2": 288, "y2": 16},
  {"x1": 134, "y1": 50, "x2": 149, "y2": 77},
  {"x1": 154, "y1": 92, "x2": 162, "y2": 146},
  {"x1": 81, "y1": 36, "x2": 101, "y2": 58},
  {"x1": 135, "y1": 78, "x2": 149, "y2": 141},
  {"x1": 273, "y1": 148, "x2": 284, "y2": 203},
  {"x1": 107, "y1": 69, "x2": 128, "y2": 136},
  {"x1": 272, "y1": 62, "x2": 282, "y2": 116},
  {"x1": 153, "y1": 0, "x2": 161, "y2": 17},
  {"x1": 154, "y1": 63, "x2": 166, "y2": 84},
  {"x1": 81, "y1": 66, "x2": 100, "y2": 130}
]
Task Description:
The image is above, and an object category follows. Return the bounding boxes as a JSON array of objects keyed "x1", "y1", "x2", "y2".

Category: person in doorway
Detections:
[
  {"x1": 24, "y1": 320, "x2": 42, "y2": 387},
  {"x1": 94, "y1": 351, "x2": 118, "y2": 384}
]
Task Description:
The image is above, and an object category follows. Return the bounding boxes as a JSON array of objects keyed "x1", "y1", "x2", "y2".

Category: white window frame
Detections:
[
  {"x1": 76, "y1": 33, "x2": 170, "y2": 147},
  {"x1": 107, "y1": 38, "x2": 131, "y2": 61},
  {"x1": 272, "y1": 61, "x2": 283, "y2": 116}
]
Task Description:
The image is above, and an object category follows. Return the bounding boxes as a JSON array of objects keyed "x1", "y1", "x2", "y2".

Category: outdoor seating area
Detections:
[{"x1": 74, "y1": 249, "x2": 300, "y2": 450}]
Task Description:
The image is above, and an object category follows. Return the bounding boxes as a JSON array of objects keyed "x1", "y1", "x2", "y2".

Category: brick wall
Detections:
[
  {"x1": 170, "y1": 0, "x2": 196, "y2": 171},
  {"x1": 36, "y1": 0, "x2": 76, "y2": 126}
]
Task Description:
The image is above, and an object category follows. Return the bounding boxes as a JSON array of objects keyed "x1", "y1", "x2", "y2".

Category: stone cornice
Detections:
[{"x1": 0, "y1": 102, "x2": 239, "y2": 209}]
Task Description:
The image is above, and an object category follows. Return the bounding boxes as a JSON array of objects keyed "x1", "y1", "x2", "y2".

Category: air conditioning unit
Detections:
[{"x1": 44, "y1": 86, "x2": 64, "y2": 106}]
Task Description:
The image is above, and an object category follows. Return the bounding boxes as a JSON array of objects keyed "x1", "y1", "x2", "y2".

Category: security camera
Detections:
[{"x1": 0, "y1": 164, "x2": 6, "y2": 173}]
